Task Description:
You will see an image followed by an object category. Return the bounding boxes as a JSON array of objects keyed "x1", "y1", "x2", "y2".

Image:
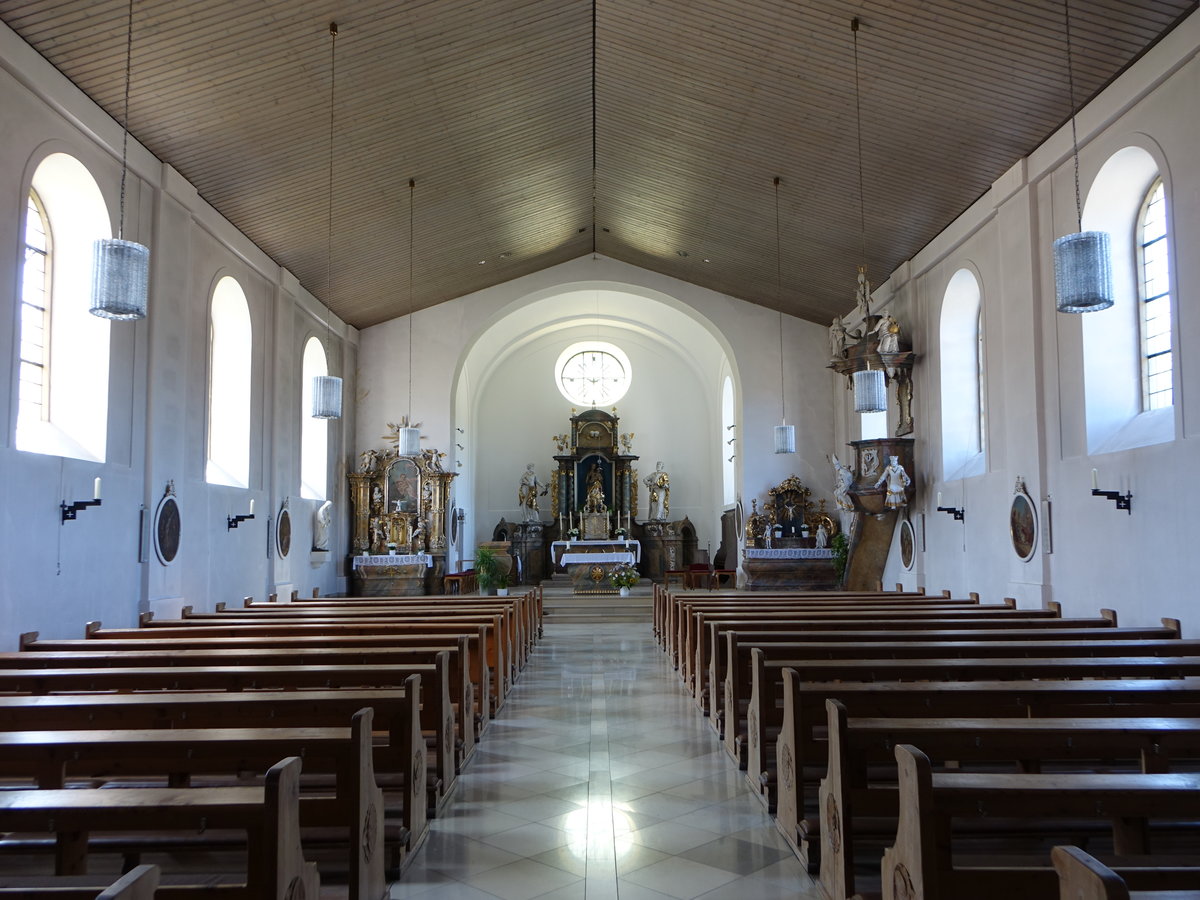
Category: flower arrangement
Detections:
[
  {"x1": 614, "y1": 526, "x2": 629, "y2": 539},
  {"x1": 609, "y1": 562, "x2": 640, "y2": 590},
  {"x1": 567, "y1": 527, "x2": 580, "y2": 540}
]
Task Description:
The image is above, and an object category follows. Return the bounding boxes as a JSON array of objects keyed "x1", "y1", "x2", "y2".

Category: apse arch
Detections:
[{"x1": 450, "y1": 281, "x2": 740, "y2": 564}]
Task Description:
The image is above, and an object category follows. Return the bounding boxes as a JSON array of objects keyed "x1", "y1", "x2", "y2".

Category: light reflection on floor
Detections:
[{"x1": 389, "y1": 622, "x2": 823, "y2": 899}]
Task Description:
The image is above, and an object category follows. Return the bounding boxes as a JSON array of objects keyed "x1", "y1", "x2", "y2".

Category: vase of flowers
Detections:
[
  {"x1": 610, "y1": 562, "x2": 640, "y2": 597},
  {"x1": 567, "y1": 527, "x2": 580, "y2": 543}
]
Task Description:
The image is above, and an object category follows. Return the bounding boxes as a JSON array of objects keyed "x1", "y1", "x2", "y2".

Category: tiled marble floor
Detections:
[{"x1": 390, "y1": 622, "x2": 825, "y2": 899}]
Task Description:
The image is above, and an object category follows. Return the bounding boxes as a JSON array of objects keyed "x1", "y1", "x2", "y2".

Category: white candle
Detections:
[
  {"x1": 93, "y1": 477, "x2": 102, "y2": 500},
  {"x1": 249, "y1": 499, "x2": 255, "y2": 515},
  {"x1": 936, "y1": 492, "x2": 942, "y2": 507},
  {"x1": 1091, "y1": 468, "x2": 1098, "y2": 490}
]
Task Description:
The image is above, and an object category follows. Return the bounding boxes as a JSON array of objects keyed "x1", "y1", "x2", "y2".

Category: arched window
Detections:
[
  {"x1": 1138, "y1": 179, "x2": 1172, "y2": 411},
  {"x1": 16, "y1": 153, "x2": 112, "y2": 461},
  {"x1": 720, "y1": 375, "x2": 735, "y2": 505},
  {"x1": 300, "y1": 336, "x2": 329, "y2": 500},
  {"x1": 206, "y1": 276, "x2": 252, "y2": 487},
  {"x1": 19, "y1": 191, "x2": 50, "y2": 422},
  {"x1": 1080, "y1": 146, "x2": 1173, "y2": 453},
  {"x1": 939, "y1": 268, "x2": 985, "y2": 479}
]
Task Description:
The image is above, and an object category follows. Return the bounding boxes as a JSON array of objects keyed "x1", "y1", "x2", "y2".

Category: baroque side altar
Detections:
[{"x1": 347, "y1": 423, "x2": 456, "y2": 594}]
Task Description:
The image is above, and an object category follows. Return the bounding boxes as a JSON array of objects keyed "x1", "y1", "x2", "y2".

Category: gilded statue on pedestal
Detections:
[{"x1": 584, "y1": 462, "x2": 606, "y2": 513}]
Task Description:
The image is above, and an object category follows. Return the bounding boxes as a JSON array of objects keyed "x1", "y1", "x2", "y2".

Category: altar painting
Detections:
[{"x1": 386, "y1": 458, "x2": 421, "y2": 514}]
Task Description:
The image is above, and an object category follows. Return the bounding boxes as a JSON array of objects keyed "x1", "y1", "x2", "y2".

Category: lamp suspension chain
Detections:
[{"x1": 852, "y1": 17, "x2": 867, "y2": 263}]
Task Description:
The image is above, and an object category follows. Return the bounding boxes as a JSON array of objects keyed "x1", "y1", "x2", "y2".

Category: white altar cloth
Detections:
[
  {"x1": 744, "y1": 548, "x2": 834, "y2": 560},
  {"x1": 352, "y1": 553, "x2": 433, "y2": 568},
  {"x1": 551, "y1": 539, "x2": 641, "y2": 565},
  {"x1": 559, "y1": 551, "x2": 636, "y2": 566}
]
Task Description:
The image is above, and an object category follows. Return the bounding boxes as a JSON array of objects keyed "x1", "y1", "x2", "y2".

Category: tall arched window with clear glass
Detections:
[
  {"x1": 301, "y1": 337, "x2": 330, "y2": 500},
  {"x1": 16, "y1": 153, "x2": 112, "y2": 461},
  {"x1": 1138, "y1": 179, "x2": 1172, "y2": 412},
  {"x1": 939, "y1": 268, "x2": 985, "y2": 480},
  {"x1": 206, "y1": 276, "x2": 252, "y2": 487}
]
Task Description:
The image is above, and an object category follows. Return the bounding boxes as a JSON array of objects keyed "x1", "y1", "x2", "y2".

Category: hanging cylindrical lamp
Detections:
[
  {"x1": 1053, "y1": 0, "x2": 1114, "y2": 314},
  {"x1": 398, "y1": 426, "x2": 421, "y2": 457},
  {"x1": 311, "y1": 22, "x2": 343, "y2": 419},
  {"x1": 774, "y1": 423, "x2": 796, "y2": 454},
  {"x1": 771, "y1": 177, "x2": 796, "y2": 454},
  {"x1": 854, "y1": 366, "x2": 887, "y2": 413},
  {"x1": 90, "y1": 0, "x2": 149, "y2": 321},
  {"x1": 1054, "y1": 228, "x2": 1113, "y2": 313},
  {"x1": 398, "y1": 176, "x2": 421, "y2": 457},
  {"x1": 91, "y1": 239, "x2": 149, "y2": 319},
  {"x1": 311, "y1": 373, "x2": 343, "y2": 420}
]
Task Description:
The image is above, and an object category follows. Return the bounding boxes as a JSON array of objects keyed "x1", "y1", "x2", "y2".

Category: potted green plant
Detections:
[
  {"x1": 609, "y1": 562, "x2": 640, "y2": 597},
  {"x1": 474, "y1": 545, "x2": 500, "y2": 595},
  {"x1": 831, "y1": 531, "x2": 850, "y2": 584},
  {"x1": 495, "y1": 572, "x2": 510, "y2": 597}
]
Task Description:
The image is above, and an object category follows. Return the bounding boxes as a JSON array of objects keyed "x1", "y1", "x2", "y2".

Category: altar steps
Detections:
[{"x1": 539, "y1": 577, "x2": 653, "y2": 624}]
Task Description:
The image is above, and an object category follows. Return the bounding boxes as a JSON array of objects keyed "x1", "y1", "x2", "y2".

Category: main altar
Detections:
[
  {"x1": 494, "y1": 408, "x2": 699, "y2": 591},
  {"x1": 347, "y1": 425, "x2": 456, "y2": 594}
]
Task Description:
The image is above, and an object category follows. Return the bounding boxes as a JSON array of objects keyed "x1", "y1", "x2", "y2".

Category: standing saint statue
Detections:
[
  {"x1": 517, "y1": 464, "x2": 545, "y2": 522},
  {"x1": 312, "y1": 500, "x2": 333, "y2": 551},
  {"x1": 829, "y1": 316, "x2": 848, "y2": 359},
  {"x1": 874, "y1": 455, "x2": 913, "y2": 510},
  {"x1": 644, "y1": 461, "x2": 670, "y2": 521},
  {"x1": 830, "y1": 454, "x2": 855, "y2": 512}
]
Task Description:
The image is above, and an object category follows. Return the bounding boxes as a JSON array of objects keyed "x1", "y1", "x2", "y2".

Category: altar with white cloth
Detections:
[{"x1": 552, "y1": 540, "x2": 641, "y2": 594}]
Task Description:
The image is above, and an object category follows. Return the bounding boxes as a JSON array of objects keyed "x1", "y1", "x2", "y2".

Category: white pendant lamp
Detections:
[
  {"x1": 90, "y1": 0, "x2": 149, "y2": 321},
  {"x1": 1053, "y1": 0, "x2": 1113, "y2": 313},
  {"x1": 312, "y1": 22, "x2": 344, "y2": 419}
]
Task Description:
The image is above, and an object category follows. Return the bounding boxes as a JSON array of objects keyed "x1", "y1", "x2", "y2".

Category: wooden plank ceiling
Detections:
[{"x1": 1, "y1": 0, "x2": 1194, "y2": 328}]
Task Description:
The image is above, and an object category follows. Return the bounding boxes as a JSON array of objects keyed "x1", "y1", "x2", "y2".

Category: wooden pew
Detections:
[
  {"x1": 680, "y1": 598, "x2": 1022, "y2": 697},
  {"x1": 1052, "y1": 845, "x2": 1200, "y2": 900},
  {"x1": 720, "y1": 631, "x2": 1194, "y2": 753},
  {"x1": 86, "y1": 617, "x2": 510, "y2": 716},
  {"x1": 653, "y1": 585, "x2": 935, "y2": 650},
  {"x1": 0, "y1": 756, "x2": 321, "y2": 899},
  {"x1": 225, "y1": 593, "x2": 536, "y2": 673},
  {"x1": 748, "y1": 652, "x2": 1200, "y2": 812},
  {"x1": 23, "y1": 629, "x2": 491, "y2": 744},
  {"x1": 0, "y1": 686, "x2": 427, "y2": 840},
  {"x1": 713, "y1": 620, "x2": 1182, "y2": 735},
  {"x1": 0, "y1": 709, "x2": 389, "y2": 900},
  {"x1": 687, "y1": 603, "x2": 1103, "y2": 717},
  {"x1": 280, "y1": 587, "x2": 544, "y2": 651},
  {"x1": 175, "y1": 602, "x2": 526, "y2": 683},
  {"x1": 880, "y1": 744, "x2": 1200, "y2": 900},
  {"x1": 820, "y1": 701, "x2": 1200, "y2": 900},
  {"x1": 772, "y1": 672, "x2": 1200, "y2": 872},
  {"x1": 0, "y1": 863, "x2": 160, "y2": 899},
  {"x1": 14, "y1": 637, "x2": 479, "y2": 762},
  {"x1": 664, "y1": 590, "x2": 963, "y2": 668},
  {"x1": 0, "y1": 660, "x2": 454, "y2": 812}
]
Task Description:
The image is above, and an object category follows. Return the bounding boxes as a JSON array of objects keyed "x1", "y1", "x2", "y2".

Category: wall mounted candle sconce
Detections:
[
  {"x1": 62, "y1": 478, "x2": 103, "y2": 523},
  {"x1": 228, "y1": 499, "x2": 256, "y2": 530},
  {"x1": 935, "y1": 491, "x2": 964, "y2": 521},
  {"x1": 1090, "y1": 469, "x2": 1131, "y2": 514}
]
